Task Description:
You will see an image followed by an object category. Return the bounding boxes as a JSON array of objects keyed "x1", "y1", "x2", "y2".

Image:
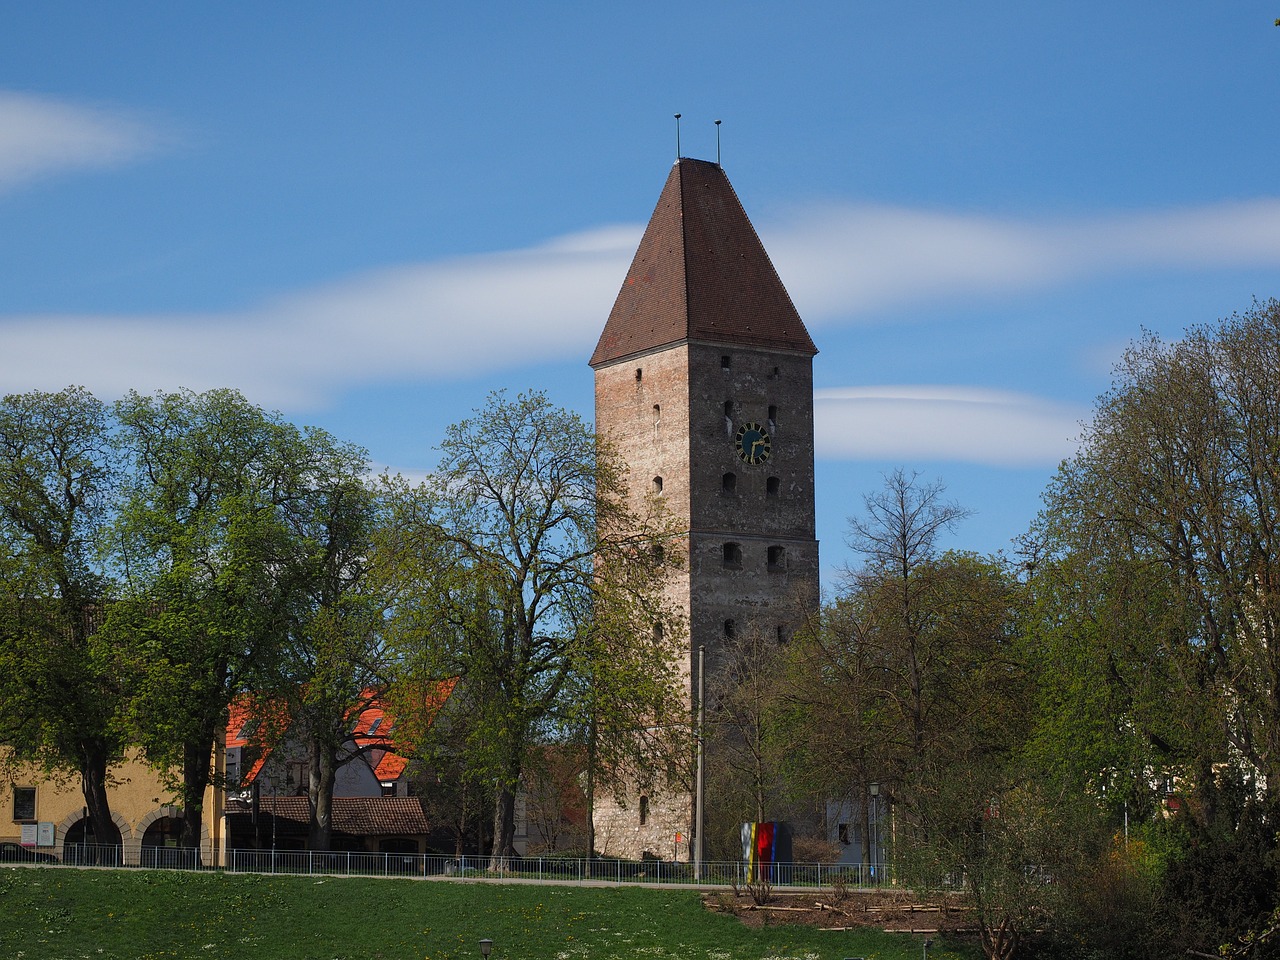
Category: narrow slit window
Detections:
[
  {"x1": 766, "y1": 476, "x2": 780, "y2": 498},
  {"x1": 768, "y1": 545, "x2": 786, "y2": 571},
  {"x1": 722, "y1": 472, "x2": 737, "y2": 493},
  {"x1": 653, "y1": 475, "x2": 663, "y2": 494},
  {"x1": 723, "y1": 542, "x2": 742, "y2": 570}
]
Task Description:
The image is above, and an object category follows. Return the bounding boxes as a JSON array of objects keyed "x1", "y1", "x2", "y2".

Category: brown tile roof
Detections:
[
  {"x1": 225, "y1": 796, "x2": 431, "y2": 836},
  {"x1": 590, "y1": 158, "x2": 817, "y2": 368}
]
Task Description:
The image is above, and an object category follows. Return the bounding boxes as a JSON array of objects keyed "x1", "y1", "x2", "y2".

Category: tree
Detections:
[
  {"x1": 0, "y1": 386, "x2": 126, "y2": 848},
  {"x1": 701, "y1": 612, "x2": 803, "y2": 858},
  {"x1": 277, "y1": 466, "x2": 393, "y2": 851},
  {"x1": 1027, "y1": 300, "x2": 1280, "y2": 954},
  {"x1": 104, "y1": 388, "x2": 328, "y2": 853},
  {"x1": 785, "y1": 472, "x2": 1031, "y2": 955},
  {"x1": 1034, "y1": 304, "x2": 1280, "y2": 804},
  {"x1": 382, "y1": 390, "x2": 681, "y2": 869}
]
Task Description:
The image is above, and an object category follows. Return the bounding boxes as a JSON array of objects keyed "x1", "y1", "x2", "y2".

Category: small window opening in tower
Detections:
[
  {"x1": 766, "y1": 476, "x2": 780, "y2": 498},
  {"x1": 653, "y1": 621, "x2": 664, "y2": 643},
  {"x1": 635, "y1": 367, "x2": 643, "y2": 382},
  {"x1": 722, "y1": 472, "x2": 737, "y2": 494},
  {"x1": 653, "y1": 475, "x2": 663, "y2": 494},
  {"x1": 721, "y1": 355, "x2": 731, "y2": 371},
  {"x1": 652, "y1": 543, "x2": 665, "y2": 564},
  {"x1": 653, "y1": 403, "x2": 661, "y2": 427},
  {"x1": 768, "y1": 405, "x2": 777, "y2": 434},
  {"x1": 724, "y1": 619, "x2": 736, "y2": 639},
  {"x1": 777, "y1": 625, "x2": 788, "y2": 645},
  {"x1": 724, "y1": 400, "x2": 733, "y2": 438},
  {"x1": 723, "y1": 542, "x2": 742, "y2": 570},
  {"x1": 768, "y1": 545, "x2": 786, "y2": 571},
  {"x1": 773, "y1": 366, "x2": 781, "y2": 377},
  {"x1": 639, "y1": 795, "x2": 650, "y2": 825}
]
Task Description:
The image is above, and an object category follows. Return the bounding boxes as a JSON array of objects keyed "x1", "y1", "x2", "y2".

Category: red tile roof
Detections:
[
  {"x1": 590, "y1": 158, "x2": 817, "y2": 368},
  {"x1": 225, "y1": 796, "x2": 431, "y2": 836},
  {"x1": 225, "y1": 679, "x2": 456, "y2": 787}
]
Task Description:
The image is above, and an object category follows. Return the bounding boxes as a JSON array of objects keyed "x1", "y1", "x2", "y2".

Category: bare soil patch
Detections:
[{"x1": 702, "y1": 888, "x2": 973, "y2": 935}]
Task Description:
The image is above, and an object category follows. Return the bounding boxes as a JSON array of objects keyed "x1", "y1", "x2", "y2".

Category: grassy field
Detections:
[{"x1": 0, "y1": 866, "x2": 979, "y2": 960}]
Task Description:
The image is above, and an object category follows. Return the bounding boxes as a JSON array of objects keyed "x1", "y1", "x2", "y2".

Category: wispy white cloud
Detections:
[
  {"x1": 766, "y1": 199, "x2": 1280, "y2": 322},
  {"x1": 0, "y1": 91, "x2": 163, "y2": 192},
  {"x1": 815, "y1": 386, "x2": 1087, "y2": 467},
  {"x1": 0, "y1": 232, "x2": 637, "y2": 407},
  {"x1": 2, "y1": 196, "x2": 1279, "y2": 427}
]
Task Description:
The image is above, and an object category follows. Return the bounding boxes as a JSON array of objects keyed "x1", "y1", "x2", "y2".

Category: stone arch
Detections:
[
  {"x1": 56, "y1": 808, "x2": 131, "y2": 843},
  {"x1": 57, "y1": 808, "x2": 128, "y2": 866}
]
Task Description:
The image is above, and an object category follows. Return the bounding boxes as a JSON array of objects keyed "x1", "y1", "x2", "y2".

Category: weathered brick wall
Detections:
[{"x1": 591, "y1": 340, "x2": 818, "y2": 861}]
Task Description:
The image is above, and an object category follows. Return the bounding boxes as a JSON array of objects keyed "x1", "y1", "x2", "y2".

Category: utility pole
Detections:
[{"x1": 694, "y1": 645, "x2": 705, "y2": 881}]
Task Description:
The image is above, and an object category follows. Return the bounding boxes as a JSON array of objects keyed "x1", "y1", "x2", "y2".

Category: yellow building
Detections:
[{"x1": 1, "y1": 745, "x2": 226, "y2": 866}]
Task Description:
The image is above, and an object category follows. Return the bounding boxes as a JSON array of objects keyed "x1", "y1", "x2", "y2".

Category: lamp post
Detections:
[
  {"x1": 868, "y1": 782, "x2": 879, "y2": 881},
  {"x1": 479, "y1": 938, "x2": 493, "y2": 959},
  {"x1": 694, "y1": 644, "x2": 705, "y2": 882}
]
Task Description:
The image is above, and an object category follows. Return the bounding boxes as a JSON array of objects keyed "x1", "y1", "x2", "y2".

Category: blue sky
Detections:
[{"x1": 4, "y1": 3, "x2": 1280, "y2": 584}]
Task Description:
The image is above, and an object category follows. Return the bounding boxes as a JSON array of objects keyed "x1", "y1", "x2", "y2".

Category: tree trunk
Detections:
[
  {"x1": 80, "y1": 740, "x2": 115, "y2": 858},
  {"x1": 308, "y1": 738, "x2": 336, "y2": 851},
  {"x1": 180, "y1": 734, "x2": 211, "y2": 863},
  {"x1": 489, "y1": 783, "x2": 517, "y2": 871}
]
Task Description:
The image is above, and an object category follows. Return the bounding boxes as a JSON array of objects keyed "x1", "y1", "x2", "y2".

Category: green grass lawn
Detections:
[{"x1": 0, "y1": 866, "x2": 979, "y2": 960}]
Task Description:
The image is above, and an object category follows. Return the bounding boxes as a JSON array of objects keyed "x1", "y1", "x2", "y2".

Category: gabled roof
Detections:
[
  {"x1": 590, "y1": 158, "x2": 817, "y2": 368},
  {"x1": 224, "y1": 796, "x2": 431, "y2": 836}
]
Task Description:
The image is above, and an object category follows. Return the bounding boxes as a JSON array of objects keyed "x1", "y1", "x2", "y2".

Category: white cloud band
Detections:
[
  {"x1": 815, "y1": 386, "x2": 1086, "y2": 467},
  {"x1": 0, "y1": 91, "x2": 160, "y2": 191}
]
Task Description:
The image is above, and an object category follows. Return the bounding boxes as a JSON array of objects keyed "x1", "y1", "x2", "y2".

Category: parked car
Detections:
[{"x1": 0, "y1": 841, "x2": 58, "y2": 864}]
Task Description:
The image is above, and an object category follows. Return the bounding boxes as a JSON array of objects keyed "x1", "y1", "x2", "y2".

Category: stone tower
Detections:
[{"x1": 589, "y1": 158, "x2": 819, "y2": 858}]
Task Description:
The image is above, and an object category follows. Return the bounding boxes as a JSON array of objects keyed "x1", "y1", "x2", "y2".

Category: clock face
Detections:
[{"x1": 734, "y1": 421, "x2": 771, "y2": 464}]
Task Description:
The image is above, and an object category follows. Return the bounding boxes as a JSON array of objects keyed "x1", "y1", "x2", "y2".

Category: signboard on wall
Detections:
[
  {"x1": 20, "y1": 823, "x2": 37, "y2": 846},
  {"x1": 38, "y1": 822, "x2": 55, "y2": 847}
]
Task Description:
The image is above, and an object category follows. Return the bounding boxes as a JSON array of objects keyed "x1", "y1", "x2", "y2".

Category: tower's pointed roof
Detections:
[{"x1": 590, "y1": 158, "x2": 816, "y2": 368}]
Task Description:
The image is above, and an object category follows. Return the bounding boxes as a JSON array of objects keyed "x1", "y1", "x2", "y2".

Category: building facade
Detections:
[{"x1": 590, "y1": 158, "x2": 820, "y2": 858}]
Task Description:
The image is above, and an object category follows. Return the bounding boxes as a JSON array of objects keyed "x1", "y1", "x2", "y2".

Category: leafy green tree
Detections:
[
  {"x1": 381, "y1": 390, "x2": 681, "y2": 869},
  {"x1": 786, "y1": 471, "x2": 1030, "y2": 954},
  {"x1": 1034, "y1": 304, "x2": 1280, "y2": 805},
  {"x1": 0, "y1": 386, "x2": 125, "y2": 847},
  {"x1": 564, "y1": 526, "x2": 688, "y2": 870},
  {"x1": 278, "y1": 465, "x2": 393, "y2": 851},
  {"x1": 104, "y1": 389, "x2": 324, "y2": 852},
  {"x1": 1026, "y1": 300, "x2": 1280, "y2": 954},
  {"x1": 701, "y1": 612, "x2": 806, "y2": 859}
]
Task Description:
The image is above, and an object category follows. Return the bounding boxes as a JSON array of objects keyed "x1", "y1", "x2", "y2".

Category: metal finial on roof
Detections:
[
  {"x1": 674, "y1": 114, "x2": 682, "y2": 159},
  {"x1": 715, "y1": 120, "x2": 722, "y2": 166}
]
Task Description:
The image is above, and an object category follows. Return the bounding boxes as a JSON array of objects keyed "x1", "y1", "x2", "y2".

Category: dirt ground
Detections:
[{"x1": 703, "y1": 888, "x2": 974, "y2": 935}]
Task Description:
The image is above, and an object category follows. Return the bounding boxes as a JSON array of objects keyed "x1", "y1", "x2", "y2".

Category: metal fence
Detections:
[
  {"x1": 28, "y1": 842, "x2": 892, "y2": 889},
  {"x1": 226, "y1": 851, "x2": 890, "y2": 888}
]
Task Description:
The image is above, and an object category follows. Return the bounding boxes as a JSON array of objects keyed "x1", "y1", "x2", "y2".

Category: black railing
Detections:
[{"x1": 31, "y1": 841, "x2": 894, "y2": 889}]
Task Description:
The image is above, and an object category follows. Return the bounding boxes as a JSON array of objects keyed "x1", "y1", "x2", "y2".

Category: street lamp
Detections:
[
  {"x1": 478, "y1": 939, "x2": 493, "y2": 959},
  {"x1": 867, "y1": 783, "x2": 880, "y2": 881},
  {"x1": 694, "y1": 644, "x2": 706, "y2": 882}
]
